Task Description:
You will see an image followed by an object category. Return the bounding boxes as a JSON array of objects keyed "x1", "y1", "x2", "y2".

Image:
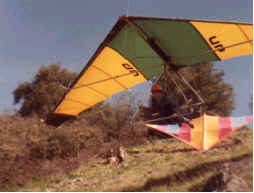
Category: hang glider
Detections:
[
  {"x1": 47, "y1": 16, "x2": 253, "y2": 125},
  {"x1": 146, "y1": 114, "x2": 253, "y2": 152}
]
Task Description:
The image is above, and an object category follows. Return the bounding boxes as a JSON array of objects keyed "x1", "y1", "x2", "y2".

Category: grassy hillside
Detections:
[{"x1": 13, "y1": 127, "x2": 253, "y2": 192}]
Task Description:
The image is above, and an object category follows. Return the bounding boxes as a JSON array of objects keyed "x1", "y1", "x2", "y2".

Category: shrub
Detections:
[{"x1": 0, "y1": 103, "x2": 149, "y2": 189}]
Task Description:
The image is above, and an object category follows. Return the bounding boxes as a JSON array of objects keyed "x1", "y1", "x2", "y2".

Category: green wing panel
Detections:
[
  {"x1": 131, "y1": 19, "x2": 219, "y2": 65},
  {"x1": 107, "y1": 25, "x2": 164, "y2": 79}
]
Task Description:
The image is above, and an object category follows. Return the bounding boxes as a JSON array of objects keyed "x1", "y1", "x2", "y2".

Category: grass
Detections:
[
  {"x1": 1, "y1": 113, "x2": 252, "y2": 192},
  {"x1": 241, "y1": 167, "x2": 253, "y2": 188},
  {"x1": 15, "y1": 128, "x2": 252, "y2": 192}
]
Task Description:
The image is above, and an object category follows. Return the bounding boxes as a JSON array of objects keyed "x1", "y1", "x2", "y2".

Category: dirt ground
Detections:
[{"x1": 203, "y1": 157, "x2": 252, "y2": 192}]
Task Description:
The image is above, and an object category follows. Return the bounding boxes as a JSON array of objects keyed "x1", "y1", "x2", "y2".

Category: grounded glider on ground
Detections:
[
  {"x1": 146, "y1": 114, "x2": 252, "y2": 152},
  {"x1": 47, "y1": 16, "x2": 252, "y2": 150}
]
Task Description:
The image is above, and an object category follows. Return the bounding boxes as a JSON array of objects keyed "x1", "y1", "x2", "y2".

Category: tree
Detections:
[
  {"x1": 151, "y1": 63, "x2": 235, "y2": 117},
  {"x1": 13, "y1": 64, "x2": 77, "y2": 119}
]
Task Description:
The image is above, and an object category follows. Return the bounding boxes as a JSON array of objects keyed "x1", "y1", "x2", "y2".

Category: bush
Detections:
[
  {"x1": 0, "y1": 115, "x2": 97, "y2": 189},
  {"x1": 0, "y1": 103, "x2": 149, "y2": 189},
  {"x1": 80, "y1": 103, "x2": 134, "y2": 141}
]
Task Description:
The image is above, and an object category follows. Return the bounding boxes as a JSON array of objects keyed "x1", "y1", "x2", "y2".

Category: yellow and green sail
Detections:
[{"x1": 49, "y1": 16, "x2": 253, "y2": 123}]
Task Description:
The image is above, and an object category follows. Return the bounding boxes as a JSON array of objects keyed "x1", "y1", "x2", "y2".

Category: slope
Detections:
[{"x1": 17, "y1": 128, "x2": 252, "y2": 192}]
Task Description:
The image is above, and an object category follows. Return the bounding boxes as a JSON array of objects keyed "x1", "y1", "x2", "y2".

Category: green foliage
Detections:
[
  {"x1": 157, "y1": 63, "x2": 235, "y2": 116},
  {"x1": 1, "y1": 112, "x2": 252, "y2": 191},
  {"x1": 0, "y1": 115, "x2": 99, "y2": 189},
  {"x1": 13, "y1": 64, "x2": 77, "y2": 118},
  {"x1": 80, "y1": 103, "x2": 134, "y2": 142}
]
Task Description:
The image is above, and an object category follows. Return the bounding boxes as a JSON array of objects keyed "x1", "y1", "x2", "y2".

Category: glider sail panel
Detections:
[
  {"x1": 132, "y1": 19, "x2": 219, "y2": 65},
  {"x1": 146, "y1": 114, "x2": 252, "y2": 152},
  {"x1": 204, "y1": 115, "x2": 219, "y2": 150},
  {"x1": 107, "y1": 25, "x2": 164, "y2": 79},
  {"x1": 130, "y1": 18, "x2": 252, "y2": 65},
  {"x1": 50, "y1": 16, "x2": 252, "y2": 119},
  {"x1": 54, "y1": 46, "x2": 146, "y2": 115},
  {"x1": 190, "y1": 116, "x2": 204, "y2": 150},
  {"x1": 190, "y1": 22, "x2": 253, "y2": 61},
  {"x1": 53, "y1": 19, "x2": 166, "y2": 117}
]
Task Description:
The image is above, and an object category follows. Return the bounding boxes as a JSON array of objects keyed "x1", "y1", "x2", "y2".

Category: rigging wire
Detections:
[
  {"x1": 168, "y1": 73, "x2": 188, "y2": 104},
  {"x1": 130, "y1": 70, "x2": 165, "y2": 123},
  {"x1": 126, "y1": 0, "x2": 130, "y2": 17}
]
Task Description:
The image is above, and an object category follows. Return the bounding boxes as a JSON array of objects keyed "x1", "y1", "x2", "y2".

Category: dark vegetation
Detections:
[
  {"x1": 0, "y1": 111, "x2": 148, "y2": 190},
  {"x1": 0, "y1": 63, "x2": 241, "y2": 190},
  {"x1": 13, "y1": 64, "x2": 77, "y2": 119},
  {"x1": 157, "y1": 63, "x2": 235, "y2": 116}
]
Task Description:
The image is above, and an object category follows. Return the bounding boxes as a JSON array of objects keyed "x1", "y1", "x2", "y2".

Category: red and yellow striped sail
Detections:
[
  {"x1": 146, "y1": 114, "x2": 253, "y2": 152},
  {"x1": 48, "y1": 16, "x2": 252, "y2": 125}
]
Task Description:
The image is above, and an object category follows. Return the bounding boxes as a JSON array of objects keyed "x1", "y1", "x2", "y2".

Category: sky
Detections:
[{"x1": 0, "y1": 0, "x2": 253, "y2": 117}]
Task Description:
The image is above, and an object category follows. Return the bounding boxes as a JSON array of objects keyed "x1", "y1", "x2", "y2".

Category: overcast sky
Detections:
[{"x1": 0, "y1": 0, "x2": 252, "y2": 117}]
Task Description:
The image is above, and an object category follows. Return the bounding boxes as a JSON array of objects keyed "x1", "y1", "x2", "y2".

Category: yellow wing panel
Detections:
[
  {"x1": 75, "y1": 66, "x2": 108, "y2": 85},
  {"x1": 89, "y1": 80, "x2": 124, "y2": 97},
  {"x1": 190, "y1": 21, "x2": 253, "y2": 60},
  {"x1": 239, "y1": 25, "x2": 253, "y2": 42},
  {"x1": 91, "y1": 47, "x2": 146, "y2": 88},
  {"x1": 203, "y1": 115, "x2": 219, "y2": 151},
  {"x1": 66, "y1": 87, "x2": 106, "y2": 105},
  {"x1": 54, "y1": 46, "x2": 146, "y2": 116},
  {"x1": 54, "y1": 99, "x2": 90, "y2": 115},
  {"x1": 190, "y1": 116, "x2": 204, "y2": 150}
]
